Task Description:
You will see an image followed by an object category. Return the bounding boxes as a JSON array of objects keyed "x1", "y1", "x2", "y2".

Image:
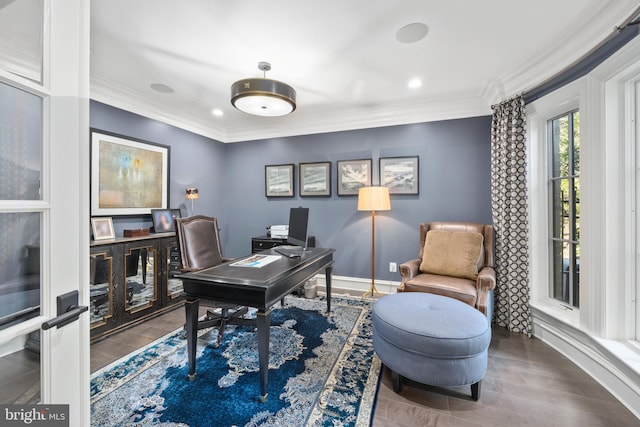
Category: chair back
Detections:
[
  {"x1": 175, "y1": 215, "x2": 224, "y2": 271},
  {"x1": 418, "y1": 222, "x2": 495, "y2": 269}
]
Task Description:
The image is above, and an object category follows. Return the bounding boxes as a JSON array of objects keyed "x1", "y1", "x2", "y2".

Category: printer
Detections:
[{"x1": 268, "y1": 225, "x2": 288, "y2": 238}]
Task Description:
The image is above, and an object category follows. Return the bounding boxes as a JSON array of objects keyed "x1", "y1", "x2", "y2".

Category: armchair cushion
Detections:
[
  {"x1": 419, "y1": 231, "x2": 484, "y2": 280},
  {"x1": 401, "y1": 273, "x2": 477, "y2": 307}
]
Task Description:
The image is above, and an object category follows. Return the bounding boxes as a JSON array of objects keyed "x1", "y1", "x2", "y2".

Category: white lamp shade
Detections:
[
  {"x1": 231, "y1": 77, "x2": 296, "y2": 117},
  {"x1": 232, "y1": 94, "x2": 294, "y2": 116},
  {"x1": 357, "y1": 186, "x2": 391, "y2": 211}
]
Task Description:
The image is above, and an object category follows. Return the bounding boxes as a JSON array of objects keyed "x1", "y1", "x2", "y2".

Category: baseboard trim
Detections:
[
  {"x1": 313, "y1": 274, "x2": 399, "y2": 296},
  {"x1": 532, "y1": 306, "x2": 640, "y2": 420}
]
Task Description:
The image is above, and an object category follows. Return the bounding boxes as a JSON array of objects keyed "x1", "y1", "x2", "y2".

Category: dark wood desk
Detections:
[{"x1": 176, "y1": 247, "x2": 334, "y2": 401}]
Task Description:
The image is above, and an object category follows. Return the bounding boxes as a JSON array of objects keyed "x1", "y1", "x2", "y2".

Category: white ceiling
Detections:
[{"x1": 90, "y1": 0, "x2": 640, "y2": 143}]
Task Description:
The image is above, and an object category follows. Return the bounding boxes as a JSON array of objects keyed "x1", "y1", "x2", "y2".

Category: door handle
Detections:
[{"x1": 42, "y1": 290, "x2": 88, "y2": 330}]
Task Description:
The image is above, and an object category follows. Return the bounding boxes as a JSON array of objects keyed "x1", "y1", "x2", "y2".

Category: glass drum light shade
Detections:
[
  {"x1": 357, "y1": 186, "x2": 391, "y2": 211},
  {"x1": 231, "y1": 78, "x2": 296, "y2": 117}
]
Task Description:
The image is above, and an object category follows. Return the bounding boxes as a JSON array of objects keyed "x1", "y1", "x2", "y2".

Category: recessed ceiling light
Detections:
[
  {"x1": 396, "y1": 23, "x2": 429, "y2": 44},
  {"x1": 212, "y1": 109, "x2": 224, "y2": 117},
  {"x1": 408, "y1": 78, "x2": 422, "y2": 89},
  {"x1": 150, "y1": 83, "x2": 174, "y2": 94}
]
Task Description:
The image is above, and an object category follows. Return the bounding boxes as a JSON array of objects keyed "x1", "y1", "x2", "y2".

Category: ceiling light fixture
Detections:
[
  {"x1": 408, "y1": 78, "x2": 423, "y2": 89},
  {"x1": 231, "y1": 61, "x2": 296, "y2": 117}
]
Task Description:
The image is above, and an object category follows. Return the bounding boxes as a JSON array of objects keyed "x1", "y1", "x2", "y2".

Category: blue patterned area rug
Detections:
[{"x1": 90, "y1": 295, "x2": 381, "y2": 426}]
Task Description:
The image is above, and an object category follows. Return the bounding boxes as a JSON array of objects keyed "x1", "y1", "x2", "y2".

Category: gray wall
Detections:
[
  {"x1": 89, "y1": 101, "x2": 228, "y2": 235},
  {"x1": 224, "y1": 117, "x2": 492, "y2": 280},
  {"x1": 89, "y1": 101, "x2": 492, "y2": 281}
]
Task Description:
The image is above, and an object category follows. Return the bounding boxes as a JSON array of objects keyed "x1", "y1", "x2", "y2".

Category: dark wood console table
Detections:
[
  {"x1": 89, "y1": 233, "x2": 183, "y2": 342},
  {"x1": 177, "y1": 247, "x2": 334, "y2": 401}
]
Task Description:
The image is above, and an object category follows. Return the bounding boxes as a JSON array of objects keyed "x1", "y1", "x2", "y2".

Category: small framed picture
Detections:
[
  {"x1": 265, "y1": 164, "x2": 295, "y2": 197},
  {"x1": 337, "y1": 159, "x2": 372, "y2": 196},
  {"x1": 380, "y1": 156, "x2": 419, "y2": 194},
  {"x1": 91, "y1": 217, "x2": 115, "y2": 240},
  {"x1": 299, "y1": 162, "x2": 331, "y2": 197},
  {"x1": 151, "y1": 208, "x2": 181, "y2": 233}
]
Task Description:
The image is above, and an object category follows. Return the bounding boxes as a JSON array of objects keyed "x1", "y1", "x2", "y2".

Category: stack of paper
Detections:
[{"x1": 270, "y1": 225, "x2": 288, "y2": 238}]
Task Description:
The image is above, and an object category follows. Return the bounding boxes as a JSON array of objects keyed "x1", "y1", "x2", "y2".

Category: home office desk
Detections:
[{"x1": 176, "y1": 247, "x2": 334, "y2": 401}]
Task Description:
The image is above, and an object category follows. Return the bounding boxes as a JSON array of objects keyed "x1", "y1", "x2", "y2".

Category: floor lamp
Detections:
[{"x1": 357, "y1": 186, "x2": 391, "y2": 298}]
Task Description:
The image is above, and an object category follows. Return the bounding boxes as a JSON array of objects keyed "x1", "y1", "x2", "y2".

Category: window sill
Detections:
[
  {"x1": 530, "y1": 299, "x2": 580, "y2": 328},
  {"x1": 531, "y1": 303, "x2": 640, "y2": 409}
]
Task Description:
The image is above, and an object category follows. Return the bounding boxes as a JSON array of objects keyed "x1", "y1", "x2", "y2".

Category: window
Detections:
[{"x1": 548, "y1": 111, "x2": 580, "y2": 308}]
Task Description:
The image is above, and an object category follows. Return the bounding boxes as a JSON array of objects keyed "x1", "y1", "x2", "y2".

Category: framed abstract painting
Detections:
[{"x1": 91, "y1": 129, "x2": 169, "y2": 216}]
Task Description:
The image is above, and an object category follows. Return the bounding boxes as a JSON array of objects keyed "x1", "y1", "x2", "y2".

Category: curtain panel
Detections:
[{"x1": 490, "y1": 96, "x2": 531, "y2": 335}]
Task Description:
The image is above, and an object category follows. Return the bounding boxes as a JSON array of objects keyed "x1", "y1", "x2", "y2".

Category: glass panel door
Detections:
[
  {"x1": 0, "y1": 2, "x2": 90, "y2": 425},
  {"x1": 0, "y1": 80, "x2": 43, "y2": 403},
  {"x1": 0, "y1": 0, "x2": 43, "y2": 82}
]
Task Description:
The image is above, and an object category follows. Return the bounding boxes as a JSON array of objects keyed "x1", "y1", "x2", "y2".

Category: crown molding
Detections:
[
  {"x1": 91, "y1": 76, "x2": 228, "y2": 142},
  {"x1": 92, "y1": 75, "x2": 491, "y2": 143},
  {"x1": 482, "y1": 0, "x2": 640, "y2": 105},
  {"x1": 223, "y1": 95, "x2": 490, "y2": 142}
]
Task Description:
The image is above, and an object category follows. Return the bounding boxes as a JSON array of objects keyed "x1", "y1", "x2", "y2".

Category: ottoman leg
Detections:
[
  {"x1": 391, "y1": 369, "x2": 403, "y2": 393},
  {"x1": 471, "y1": 381, "x2": 481, "y2": 400}
]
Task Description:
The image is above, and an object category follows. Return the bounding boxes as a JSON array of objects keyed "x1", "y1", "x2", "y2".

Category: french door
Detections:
[{"x1": 0, "y1": 1, "x2": 90, "y2": 426}]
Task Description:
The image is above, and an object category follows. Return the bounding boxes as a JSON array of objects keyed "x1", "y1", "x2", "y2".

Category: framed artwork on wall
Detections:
[
  {"x1": 151, "y1": 208, "x2": 181, "y2": 233},
  {"x1": 91, "y1": 217, "x2": 115, "y2": 240},
  {"x1": 337, "y1": 159, "x2": 372, "y2": 196},
  {"x1": 299, "y1": 162, "x2": 331, "y2": 197},
  {"x1": 265, "y1": 163, "x2": 295, "y2": 197},
  {"x1": 91, "y1": 129, "x2": 170, "y2": 216},
  {"x1": 380, "y1": 156, "x2": 419, "y2": 194}
]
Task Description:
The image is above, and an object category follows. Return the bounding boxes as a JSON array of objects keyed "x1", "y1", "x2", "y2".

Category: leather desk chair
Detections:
[{"x1": 175, "y1": 215, "x2": 254, "y2": 347}]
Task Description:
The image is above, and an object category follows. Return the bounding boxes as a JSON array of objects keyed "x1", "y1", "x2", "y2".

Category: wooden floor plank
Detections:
[{"x1": 2, "y1": 301, "x2": 637, "y2": 425}]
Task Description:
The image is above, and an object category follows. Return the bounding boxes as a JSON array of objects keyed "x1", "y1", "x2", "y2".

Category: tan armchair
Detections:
[{"x1": 398, "y1": 222, "x2": 496, "y2": 320}]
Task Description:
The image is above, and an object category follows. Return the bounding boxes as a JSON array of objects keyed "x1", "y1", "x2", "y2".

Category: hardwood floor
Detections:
[
  {"x1": 373, "y1": 326, "x2": 639, "y2": 426},
  {"x1": 89, "y1": 301, "x2": 640, "y2": 426}
]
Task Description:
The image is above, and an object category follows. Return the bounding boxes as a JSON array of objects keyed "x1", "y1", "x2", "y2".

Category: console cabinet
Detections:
[{"x1": 89, "y1": 233, "x2": 183, "y2": 341}]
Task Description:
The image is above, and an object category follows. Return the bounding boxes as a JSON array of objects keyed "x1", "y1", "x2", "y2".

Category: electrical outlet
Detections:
[{"x1": 389, "y1": 262, "x2": 397, "y2": 273}]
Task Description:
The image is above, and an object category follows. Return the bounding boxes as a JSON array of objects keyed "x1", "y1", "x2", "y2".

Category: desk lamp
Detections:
[
  {"x1": 186, "y1": 187, "x2": 199, "y2": 214},
  {"x1": 357, "y1": 186, "x2": 391, "y2": 298}
]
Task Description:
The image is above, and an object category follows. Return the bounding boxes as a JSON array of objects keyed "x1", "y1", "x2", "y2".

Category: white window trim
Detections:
[
  {"x1": 526, "y1": 37, "x2": 640, "y2": 418},
  {"x1": 528, "y1": 78, "x2": 583, "y2": 328}
]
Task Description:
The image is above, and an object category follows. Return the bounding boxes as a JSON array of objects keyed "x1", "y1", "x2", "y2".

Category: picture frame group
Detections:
[{"x1": 265, "y1": 155, "x2": 418, "y2": 197}]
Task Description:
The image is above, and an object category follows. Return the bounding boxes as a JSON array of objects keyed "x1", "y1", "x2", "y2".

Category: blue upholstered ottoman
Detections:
[{"x1": 372, "y1": 293, "x2": 491, "y2": 400}]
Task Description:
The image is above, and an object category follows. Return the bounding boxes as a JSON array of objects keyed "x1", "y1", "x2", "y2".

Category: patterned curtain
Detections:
[{"x1": 490, "y1": 96, "x2": 531, "y2": 335}]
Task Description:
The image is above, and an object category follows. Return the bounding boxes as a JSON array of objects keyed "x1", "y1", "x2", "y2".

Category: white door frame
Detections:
[
  {"x1": 0, "y1": 1, "x2": 90, "y2": 425},
  {"x1": 44, "y1": 1, "x2": 90, "y2": 424}
]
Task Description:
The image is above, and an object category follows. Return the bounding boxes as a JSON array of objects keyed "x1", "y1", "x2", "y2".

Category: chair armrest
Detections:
[
  {"x1": 477, "y1": 266, "x2": 496, "y2": 292},
  {"x1": 181, "y1": 258, "x2": 235, "y2": 273},
  {"x1": 399, "y1": 259, "x2": 421, "y2": 281}
]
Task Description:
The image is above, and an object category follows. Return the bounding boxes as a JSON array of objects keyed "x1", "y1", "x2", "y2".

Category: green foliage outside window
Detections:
[{"x1": 549, "y1": 111, "x2": 580, "y2": 308}]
